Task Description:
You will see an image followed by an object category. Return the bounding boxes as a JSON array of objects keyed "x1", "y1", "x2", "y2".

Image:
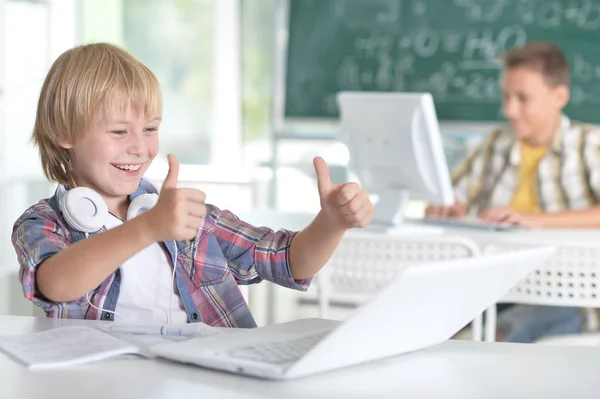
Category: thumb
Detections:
[
  {"x1": 313, "y1": 156, "x2": 333, "y2": 196},
  {"x1": 162, "y1": 154, "x2": 179, "y2": 190}
]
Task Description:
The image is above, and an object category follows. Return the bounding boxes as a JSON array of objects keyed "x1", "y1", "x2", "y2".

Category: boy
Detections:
[
  {"x1": 427, "y1": 42, "x2": 600, "y2": 227},
  {"x1": 427, "y1": 42, "x2": 600, "y2": 342},
  {"x1": 12, "y1": 43, "x2": 374, "y2": 327}
]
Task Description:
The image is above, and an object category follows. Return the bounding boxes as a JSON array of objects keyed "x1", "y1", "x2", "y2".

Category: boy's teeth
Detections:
[{"x1": 114, "y1": 164, "x2": 141, "y2": 171}]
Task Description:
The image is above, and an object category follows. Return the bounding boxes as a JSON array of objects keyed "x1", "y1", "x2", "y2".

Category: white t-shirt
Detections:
[{"x1": 105, "y1": 214, "x2": 189, "y2": 324}]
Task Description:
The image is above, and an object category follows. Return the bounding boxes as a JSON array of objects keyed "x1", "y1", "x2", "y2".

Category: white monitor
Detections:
[{"x1": 337, "y1": 92, "x2": 454, "y2": 228}]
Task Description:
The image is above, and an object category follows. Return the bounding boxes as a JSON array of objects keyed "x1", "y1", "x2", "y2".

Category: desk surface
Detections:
[
  {"x1": 231, "y1": 209, "x2": 600, "y2": 244},
  {"x1": 364, "y1": 224, "x2": 600, "y2": 251},
  {"x1": 1, "y1": 315, "x2": 600, "y2": 399},
  {"x1": 440, "y1": 226, "x2": 600, "y2": 247}
]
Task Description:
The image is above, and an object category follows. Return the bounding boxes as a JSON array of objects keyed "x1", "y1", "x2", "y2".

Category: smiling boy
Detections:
[{"x1": 12, "y1": 43, "x2": 375, "y2": 326}]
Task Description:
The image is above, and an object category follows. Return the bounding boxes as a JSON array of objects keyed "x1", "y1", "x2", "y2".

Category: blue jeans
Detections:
[{"x1": 496, "y1": 304, "x2": 583, "y2": 343}]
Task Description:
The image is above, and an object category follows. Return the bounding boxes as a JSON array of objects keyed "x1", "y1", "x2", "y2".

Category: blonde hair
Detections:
[{"x1": 33, "y1": 42, "x2": 162, "y2": 188}]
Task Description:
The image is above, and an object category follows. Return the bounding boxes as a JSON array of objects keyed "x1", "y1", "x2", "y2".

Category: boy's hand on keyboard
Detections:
[
  {"x1": 478, "y1": 207, "x2": 538, "y2": 228},
  {"x1": 314, "y1": 156, "x2": 374, "y2": 229},
  {"x1": 144, "y1": 154, "x2": 207, "y2": 241},
  {"x1": 425, "y1": 203, "x2": 466, "y2": 219}
]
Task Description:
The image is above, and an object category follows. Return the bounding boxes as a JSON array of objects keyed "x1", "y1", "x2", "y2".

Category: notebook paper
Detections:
[
  {"x1": 0, "y1": 322, "x2": 232, "y2": 368},
  {"x1": 0, "y1": 326, "x2": 141, "y2": 369}
]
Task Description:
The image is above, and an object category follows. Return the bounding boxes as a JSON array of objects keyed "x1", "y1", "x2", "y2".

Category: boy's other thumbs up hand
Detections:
[{"x1": 313, "y1": 156, "x2": 374, "y2": 230}]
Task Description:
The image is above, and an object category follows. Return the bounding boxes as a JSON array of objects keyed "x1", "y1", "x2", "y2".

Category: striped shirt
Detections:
[
  {"x1": 452, "y1": 115, "x2": 600, "y2": 215},
  {"x1": 11, "y1": 184, "x2": 311, "y2": 328}
]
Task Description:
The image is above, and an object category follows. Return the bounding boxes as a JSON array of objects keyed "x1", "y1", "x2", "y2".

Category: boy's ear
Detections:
[
  {"x1": 58, "y1": 140, "x2": 74, "y2": 149},
  {"x1": 554, "y1": 84, "x2": 570, "y2": 109}
]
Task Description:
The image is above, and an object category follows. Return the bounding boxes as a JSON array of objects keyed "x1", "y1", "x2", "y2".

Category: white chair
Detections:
[
  {"x1": 482, "y1": 238, "x2": 600, "y2": 343},
  {"x1": 316, "y1": 232, "x2": 484, "y2": 340},
  {"x1": 233, "y1": 208, "x2": 316, "y2": 231}
]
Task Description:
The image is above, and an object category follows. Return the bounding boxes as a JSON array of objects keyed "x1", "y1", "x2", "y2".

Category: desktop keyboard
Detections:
[
  {"x1": 220, "y1": 331, "x2": 329, "y2": 365},
  {"x1": 416, "y1": 217, "x2": 521, "y2": 232}
]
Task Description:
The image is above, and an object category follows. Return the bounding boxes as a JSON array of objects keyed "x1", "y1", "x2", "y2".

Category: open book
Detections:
[{"x1": 0, "y1": 323, "x2": 225, "y2": 370}]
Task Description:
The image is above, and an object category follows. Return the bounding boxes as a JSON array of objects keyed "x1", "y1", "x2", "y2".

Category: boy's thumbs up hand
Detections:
[
  {"x1": 314, "y1": 156, "x2": 334, "y2": 200},
  {"x1": 313, "y1": 156, "x2": 374, "y2": 230},
  {"x1": 162, "y1": 154, "x2": 180, "y2": 190},
  {"x1": 145, "y1": 154, "x2": 207, "y2": 241}
]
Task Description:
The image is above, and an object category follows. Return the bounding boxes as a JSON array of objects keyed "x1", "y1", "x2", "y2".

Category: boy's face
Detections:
[
  {"x1": 64, "y1": 106, "x2": 160, "y2": 202},
  {"x1": 500, "y1": 66, "x2": 569, "y2": 142}
]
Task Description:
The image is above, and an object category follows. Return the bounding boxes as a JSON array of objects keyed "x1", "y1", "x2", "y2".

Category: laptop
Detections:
[{"x1": 151, "y1": 246, "x2": 555, "y2": 380}]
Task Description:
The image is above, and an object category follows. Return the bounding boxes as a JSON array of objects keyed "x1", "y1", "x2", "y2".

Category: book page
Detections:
[{"x1": 0, "y1": 326, "x2": 141, "y2": 369}]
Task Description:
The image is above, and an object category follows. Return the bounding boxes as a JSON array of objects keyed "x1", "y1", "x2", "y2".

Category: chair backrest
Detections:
[
  {"x1": 483, "y1": 239, "x2": 600, "y2": 308},
  {"x1": 238, "y1": 285, "x2": 250, "y2": 306},
  {"x1": 233, "y1": 209, "x2": 316, "y2": 231},
  {"x1": 316, "y1": 232, "x2": 481, "y2": 316}
]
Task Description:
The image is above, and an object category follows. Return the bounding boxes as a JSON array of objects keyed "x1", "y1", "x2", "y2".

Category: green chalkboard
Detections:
[{"x1": 283, "y1": 0, "x2": 600, "y2": 122}]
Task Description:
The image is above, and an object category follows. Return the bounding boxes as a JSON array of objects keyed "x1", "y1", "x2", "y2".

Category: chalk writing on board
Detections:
[
  {"x1": 515, "y1": 0, "x2": 600, "y2": 29},
  {"x1": 336, "y1": 26, "x2": 527, "y2": 104},
  {"x1": 454, "y1": 0, "x2": 600, "y2": 29},
  {"x1": 453, "y1": 0, "x2": 511, "y2": 23},
  {"x1": 330, "y1": 1, "x2": 600, "y2": 112}
]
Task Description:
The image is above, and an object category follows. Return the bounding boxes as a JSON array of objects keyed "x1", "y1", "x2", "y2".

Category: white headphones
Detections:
[{"x1": 57, "y1": 180, "x2": 159, "y2": 233}]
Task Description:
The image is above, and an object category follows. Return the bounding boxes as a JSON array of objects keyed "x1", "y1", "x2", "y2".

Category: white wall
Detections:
[{"x1": 0, "y1": 0, "x2": 77, "y2": 317}]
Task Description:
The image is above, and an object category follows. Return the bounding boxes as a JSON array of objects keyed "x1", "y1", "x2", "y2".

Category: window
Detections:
[
  {"x1": 241, "y1": 0, "x2": 275, "y2": 146},
  {"x1": 82, "y1": 0, "x2": 215, "y2": 165},
  {"x1": 124, "y1": 0, "x2": 214, "y2": 164}
]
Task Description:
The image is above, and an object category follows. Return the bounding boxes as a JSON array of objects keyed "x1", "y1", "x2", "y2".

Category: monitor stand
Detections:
[{"x1": 366, "y1": 188, "x2": 442, "y2": 236}]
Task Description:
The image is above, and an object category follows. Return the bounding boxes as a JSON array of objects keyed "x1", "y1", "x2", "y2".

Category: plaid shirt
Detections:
[
  {"x1": 452, "y1": 115, "x2": 600, "y2": 215},
  {"x1": 12, "y1": 184, "x2": 311, "y2": 328}
]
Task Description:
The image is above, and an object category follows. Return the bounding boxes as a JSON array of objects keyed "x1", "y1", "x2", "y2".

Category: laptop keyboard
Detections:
[{"x1": 222, "y1": 331, "x2": 329, "y2": 365}]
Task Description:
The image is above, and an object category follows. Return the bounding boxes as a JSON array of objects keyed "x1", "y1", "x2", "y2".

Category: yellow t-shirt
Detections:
[{"x1": 509, "y1": 143, "x2": 548, "y2": 213}]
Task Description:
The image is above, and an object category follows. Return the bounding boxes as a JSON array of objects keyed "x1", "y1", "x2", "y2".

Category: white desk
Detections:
[
  {"x1": 230, "y1": 210, "x2": 600, "y2": 247},
  {"x1": 441, "y1": 227, "x2": 600, "y2": 247},
  {"x1": 1, "y1": 315, "x2": 600, "y2": 398}
]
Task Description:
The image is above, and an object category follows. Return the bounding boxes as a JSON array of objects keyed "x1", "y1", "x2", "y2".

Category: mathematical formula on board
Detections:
[
  {"x1": 318, "y1": 0, "x2": 600, "y2": 115},
  {"x1": 452, "y1": 0, "x2": 600, "y2": 27},
  {"x1": 339, "y1": 0, "x2": 600, "y2": 28}
]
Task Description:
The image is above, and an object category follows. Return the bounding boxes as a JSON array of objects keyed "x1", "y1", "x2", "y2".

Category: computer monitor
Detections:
[{"x1": 337, "y1": 92, "x2": 454, "y2": 228}]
